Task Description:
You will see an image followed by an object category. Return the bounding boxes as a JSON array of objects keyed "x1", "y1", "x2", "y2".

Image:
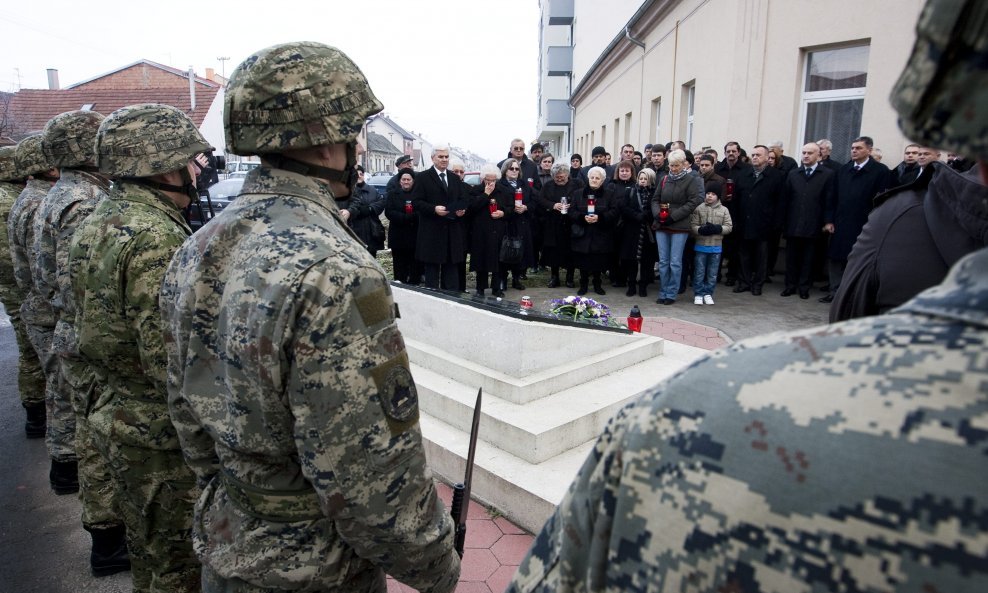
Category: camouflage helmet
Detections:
[
  {"x1": 0, "y1": 146, "x2": 17, "y2": 181},
  {"x1": 891, "y1": 0, "x2": 988, "y2": 159},
  {"x1": 96, "y1": 103, "x2": 210, "y2": 177},
  {"x1": 42, "y1": 110, "x2": 105, "y2": 169},
  {"x1": 14, "y1": 134, "x2": 54, "y2": 178},
  {"x1": 224, "y1": 41, "x2": 384, "y2": 156}
]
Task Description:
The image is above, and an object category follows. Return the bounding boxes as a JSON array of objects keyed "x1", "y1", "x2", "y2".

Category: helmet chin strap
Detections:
[
  {"x1": 125, "y1": 166, "x2": 198, "y2": 203},
  {"x1": 264, "y1": 143, "x2": 358, "y2": 198}
]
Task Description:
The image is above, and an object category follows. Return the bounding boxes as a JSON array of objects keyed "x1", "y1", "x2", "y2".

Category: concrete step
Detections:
[
  {"x1": 418, "y1": 341, "x2": 708, "y2": 532},
  {"x1": 405, "y1": 333, "x2": 664, "y2": 405}
]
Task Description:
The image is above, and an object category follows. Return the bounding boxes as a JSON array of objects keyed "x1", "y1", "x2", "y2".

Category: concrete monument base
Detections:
[{"x1": 393, "y1": 285, "x2": 707, "y2": 533}]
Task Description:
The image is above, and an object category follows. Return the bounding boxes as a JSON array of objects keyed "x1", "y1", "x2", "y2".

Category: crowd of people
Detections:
[
  {"x1": 374, "y1": 132, "x2": 979, "y2": 311},
  {"x1": 0, "y1": 0, "x2": 985, "y2": 589}
]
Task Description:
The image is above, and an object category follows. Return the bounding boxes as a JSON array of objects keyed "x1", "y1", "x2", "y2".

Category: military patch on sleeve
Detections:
[
  {"x1": 369, "y1": 353, "x2": 420, "y2": 437},
  {"x1": 355, "y1": 288, "x2": 392, "y2": 328}
]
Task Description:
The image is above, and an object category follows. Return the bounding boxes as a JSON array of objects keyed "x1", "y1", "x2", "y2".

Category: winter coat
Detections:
[
  {"x1": 384, "y1": 187, "x2": 418, "y2": 251},
  {"x1": 690, "y1": 200, "x2": 733, "y2": 248},
  {"x1": 467, "y1": 183, "x2": 512, "y2": 272},
  {"x1": 825, "y1": 158, "x2": 891, "y2": 261},
  {"x1": 617, "y1": 184, "x2": 655, "y2": 261},
  {"x1": 782, "y1": 166, "x2": 833, "y2": 238},
  {"x1": 734, "y1": 165, "x2": 785, "y2": 241},
  {"x1": 831, "y1": 164, "x2": 988, "y2": 320},
  {"x1": 534, "y1": 178, "x2": 584, "y2": 250},
  {"x1": 569, "y1": 185, "x2": 615, "y2": 255},
  {"x1": 499, "y1": 178, "x2": 536, "y2": 268},
  {"x1": 347, "y1": 183, "x2": 385, "y2": 252},
  {"x1": 650, "y1": 172, "x2": 704, "y2": 233},
  {"x1": 411, "y1": 167, "x2": 470, "y2": 264}
]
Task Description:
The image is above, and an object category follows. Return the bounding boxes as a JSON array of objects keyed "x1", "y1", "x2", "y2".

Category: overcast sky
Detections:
[{"x1": 0, "y1": 0, "x2": 540, "y2": 162}]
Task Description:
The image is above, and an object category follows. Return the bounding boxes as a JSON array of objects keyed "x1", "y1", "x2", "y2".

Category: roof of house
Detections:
[
  {"x1": 366, "y1": 132, "x2": 403, "y2": 155},
  {"x1": 369, "y1": 114, "x2": 415, "y2": 140},
  {"x1": 67, "y1": 59, "x2": 220, "y2": 89},
  {"x1": 2, "y1": 87, "x2": 220, "y2": 141}
]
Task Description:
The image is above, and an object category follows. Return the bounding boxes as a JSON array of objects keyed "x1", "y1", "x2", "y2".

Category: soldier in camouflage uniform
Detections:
[
  {"x1": 161, "y1": 42, "x2": 460, "y2": 593},
  {"x1": 69, "y1": 104, "x2": 204, "y2": 593},
  {"x1": 37, "y1": 110, "x2": 131, "y2": 577},
  {"x1": 7, "y1": 135, "x2": 74, "y2": 495},
  {"x1": 507, "y1": 1, "x2": 988, "y2": 591},
  {"x1": 0, "y1": 145, "x2": 47, "y2": 439}
]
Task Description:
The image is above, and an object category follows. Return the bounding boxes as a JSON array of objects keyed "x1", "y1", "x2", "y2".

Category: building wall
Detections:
[
  {"x1": 72, "y1": 64, "x2": 214, "y2": 90},
  {"x1": 571, "y1": 0, "x2": 644, "y2": 83},
  {"x1": 564, "y1": 0, "x2": 923, "y2": 163}
]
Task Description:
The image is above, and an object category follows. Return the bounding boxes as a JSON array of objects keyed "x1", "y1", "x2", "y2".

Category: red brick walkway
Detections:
[
  {"x1": 641, "y1": 316, "x2": 729, "y2": 349},
  {"x1": 386, "y1": 482, "x2": 534, "y2": 593}
]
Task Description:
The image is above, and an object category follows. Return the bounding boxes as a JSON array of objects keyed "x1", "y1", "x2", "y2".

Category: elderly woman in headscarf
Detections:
[
  {"x1": 534, "y1": 161, "x2": 584, "y2": 288},
  {"x1": 651, "y1": 148, "x2": 704, "y2": 305}
]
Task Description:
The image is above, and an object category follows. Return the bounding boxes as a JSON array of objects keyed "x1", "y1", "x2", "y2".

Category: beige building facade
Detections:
[{"x1": 539, "y1": 0, "x2": 925, "y2": 164}]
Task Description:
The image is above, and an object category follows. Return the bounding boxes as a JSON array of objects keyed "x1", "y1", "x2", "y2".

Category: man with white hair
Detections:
[{"x1": 817, "y1": 138, "x2": 841, "y2": 172}]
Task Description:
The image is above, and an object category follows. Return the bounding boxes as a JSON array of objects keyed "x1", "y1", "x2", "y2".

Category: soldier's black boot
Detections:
[
  {"x1": 24, "y1": 403, "x2": 46, "y2": 439},
  {"x1": 577, "y1": 277, "x2": 589, "y2": 296},
  {"x1": 49, "y1": 459, "x2": 79, "y2": 495},
  {"x1": 87, "y1": 525, "x2": 131, "y2": 577}
]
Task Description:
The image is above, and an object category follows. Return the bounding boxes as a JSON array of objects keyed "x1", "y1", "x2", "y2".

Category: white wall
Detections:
[{"x1": 566, "y1": 0, "x2": 924, "y2": 162}]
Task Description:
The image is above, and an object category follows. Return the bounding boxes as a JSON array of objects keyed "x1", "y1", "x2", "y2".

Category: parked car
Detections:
[
  {"x1": 365, "y1": 173, "x2": 392, "y2": 196},
  {"x1": 187, "y1": 177, "x2": 245, "y2": 230}
]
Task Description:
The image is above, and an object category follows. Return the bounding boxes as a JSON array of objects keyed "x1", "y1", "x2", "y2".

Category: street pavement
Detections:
[{"x1": 0, "y1": 279, "x2": 831, "y2": 592}]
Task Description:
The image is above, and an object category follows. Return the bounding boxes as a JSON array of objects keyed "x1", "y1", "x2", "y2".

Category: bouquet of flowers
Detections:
[{"x1": 547, "y1": 295, "x2": 615, "y2": 326}]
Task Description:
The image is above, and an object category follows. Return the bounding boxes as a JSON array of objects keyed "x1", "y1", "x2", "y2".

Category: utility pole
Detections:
[{"x1": 217, "y1": 56, "x2": 230, "y2": 81}]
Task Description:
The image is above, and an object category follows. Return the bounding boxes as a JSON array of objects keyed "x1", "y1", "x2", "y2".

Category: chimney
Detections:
[
  {"x1": 188, "y1": 67, "x2": 196, "y2": 112},
  {"x1": 205, "y1": 67, "x2": 215, "y2": 81},
  {"x1": 46, "y1": 69, "x2": 60, "y2": 90}
]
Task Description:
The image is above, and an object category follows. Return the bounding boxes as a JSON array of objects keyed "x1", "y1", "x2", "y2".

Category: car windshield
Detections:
[{"x1": 207, "y1": 178, "x2": 244, "y2": 199}]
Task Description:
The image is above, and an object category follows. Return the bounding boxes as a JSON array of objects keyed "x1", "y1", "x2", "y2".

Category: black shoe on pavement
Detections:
[
  {"x1": 751, "y1": 287, "x2": 762, "y2": 296},
  {"x1": 725, "y1": 279, "x2": 736, "y2": 287},
  {"x1": 492, "y1": 290, "x2": 505, "y2": 298},
  {"x1": 819, "y1": 294, "x2": 834, "y2": 303},
  {"x1": 780, "y1": 288, "x2": 796, "y2": 297},
  {"x1": 565, "y1": 280, "x2": 576, "y2": 288},
  {"x1": 732, "y1": 284, "x2": 749, "y2": 293},
  {"x1": 799, "y1": 291, "x2": 810, "y2": 299},
  {"x1": 50, "y1": 459, "x2": 79, "y2": 495},
  {"x1": 625, "y1": 286, "x2": 637, "y2": 297},
  {"x1": 638, "y1": 285, "x2": 647, "y2": 297},
  {"x1": 24, "y1": 403, "x2": 46, "y2": 439},
  {"x1": 88, "y1": 525, "x2": 131, "y2": 577},
  {"x1": 547, "y1": 276, "x2": 560, "y2": 288},
  {"x1": 512, "y1": 279, "x2": 526, "y2": 290}
]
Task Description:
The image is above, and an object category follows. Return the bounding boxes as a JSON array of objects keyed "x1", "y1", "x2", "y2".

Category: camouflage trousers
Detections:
[
  {"x1": 66, "y1": 357, "x2": 123, "y2": 529},
  {"x1": 21, "y1": 309, "x2": 75, "y2": 461},
  {"x1": 2, "y1": 297, "x2": 46, "y2": 406},
  {"x1": 89, "y1": 397, "x2": 201, "y2": 593}
]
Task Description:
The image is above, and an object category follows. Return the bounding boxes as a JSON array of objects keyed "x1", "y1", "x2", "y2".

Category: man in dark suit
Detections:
[
  {"x1": 733, "y1": 145, "x2": 784, "y2": 295},
  {"x1": 821, "y1": 136, "x2": 890, "y2": 302},
  {"x1": 411, "y1": 144, "x2": 468, "y2": 290},
  {"x1": 714, "y1": 141, "x2": 752, "y2": 286},
  {"x1": 781, "y1": 142, "x2": 834, "y2": 299}
]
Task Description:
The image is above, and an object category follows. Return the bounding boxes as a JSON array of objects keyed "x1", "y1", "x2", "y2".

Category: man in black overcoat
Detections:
[
  {"x1": 821, "y1": 136, "x2": 890, "y2": 302},
  {"x1": 411, "y1": 144, "x2": 469, "y2": 290},
  {"x1": 781, "y1": 142, "x2": 834, "y2": 299},
  {"x1": 733, "y1": 145, "x2": 784, "y2": 295}
]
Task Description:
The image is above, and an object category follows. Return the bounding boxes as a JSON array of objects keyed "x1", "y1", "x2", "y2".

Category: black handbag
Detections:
[{"x1": 499, "y1": 235, "x2": 523, "y2": 264}]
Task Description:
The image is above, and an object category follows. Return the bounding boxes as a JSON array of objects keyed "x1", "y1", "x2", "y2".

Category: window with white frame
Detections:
[
  {"x1": 684, "y1": 83, "x2": 696, "y2": 150},
  {"x1": 799, "y1": 44, "x2": 869, "y2": 162}
]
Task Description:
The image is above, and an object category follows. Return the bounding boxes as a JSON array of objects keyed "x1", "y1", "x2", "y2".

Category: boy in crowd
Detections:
[{"x1": 690, "y1": 181, "x2": 732, "y2": 305}]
